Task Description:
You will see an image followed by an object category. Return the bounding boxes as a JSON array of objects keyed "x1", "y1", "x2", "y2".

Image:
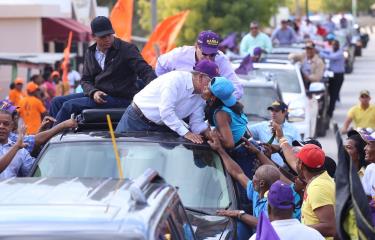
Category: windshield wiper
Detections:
[
  {"x1": 185, "y1": 207, "x2": 213, "y2": 216},
  {"x1": 246, "y1": 113, "x2": 270, "y2": 121}
]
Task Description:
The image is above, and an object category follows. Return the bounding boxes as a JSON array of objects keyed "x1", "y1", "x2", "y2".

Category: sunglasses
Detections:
[
  {"x1": 201, "y1": 52, "x2": 217, "y2": 58},
  {"x1": 250, "y1": 27, "x2": 258, "y2": 30},
  {"x1": 360, "y1": 95, "x2": 370, "y2": 98}
]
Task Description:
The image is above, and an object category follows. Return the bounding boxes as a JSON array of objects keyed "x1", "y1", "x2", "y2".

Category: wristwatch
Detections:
[{"x1": 237, "y1": 210, "x2": 246, "y2": 220}]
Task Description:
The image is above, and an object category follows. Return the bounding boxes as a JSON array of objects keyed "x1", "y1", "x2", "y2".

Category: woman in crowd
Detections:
[
  {"x1": 203, "y1": 76, "x2": 256, "y2": 239},
  {"x1": 345, "y1": 130, "x2": 368, "y2": 177}
]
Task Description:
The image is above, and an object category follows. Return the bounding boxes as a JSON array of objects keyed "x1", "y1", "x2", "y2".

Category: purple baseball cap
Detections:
[
  {"x1": 193, "y1": 60, "x2": 220, "y2": 79},
  {"x1": 360, "y1": 129, "x2": 375, "y2": 142},
  {"x1": 0, "y1": 99, "x2": 18, "y2": 114},
  {"x1": 253, "y1": 47, "x2": 262, "y2": 56},
  {"x1": 268, "y1": 180, "x2": 294, "y2": 209},
  {"x1": 197, "y1": 30, "x2": 220, "y2": 55}
]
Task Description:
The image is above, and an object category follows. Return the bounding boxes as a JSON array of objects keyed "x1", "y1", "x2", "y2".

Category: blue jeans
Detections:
[
  {"x1": 50, "y1": 93, "x2": 131, "y2": 123},
  {"x1": 115, "y1": 104, "x2": 172, "y2": 133}
]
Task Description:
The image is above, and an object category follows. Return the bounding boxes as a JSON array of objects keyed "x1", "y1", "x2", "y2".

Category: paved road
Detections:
[{"x1": 318, "y1": 31, "x2": 375, "y2": 159}]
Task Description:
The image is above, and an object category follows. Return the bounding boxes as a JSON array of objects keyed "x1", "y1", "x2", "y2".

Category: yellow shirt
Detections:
[
  {"x1": 302, "y1": 171, "x2": 335, "y2": 239},
  {"x1": 348, "y1": 104, "x2": 375, "y2": 129}
]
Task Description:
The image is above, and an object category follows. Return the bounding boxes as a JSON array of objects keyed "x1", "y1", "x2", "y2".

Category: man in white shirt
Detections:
[
  {"x1": 115, "y1": 60, "x2": 219, "y2": 144},
  {"x1": 67, "y1": 64, "x2": 81, "y2": 94},
  {"x1": 155, "y1": 30, "x2": 243, "y2": 99},
  {"x1": 250, "y1": 180, "x2": 324, "y2": 240}
]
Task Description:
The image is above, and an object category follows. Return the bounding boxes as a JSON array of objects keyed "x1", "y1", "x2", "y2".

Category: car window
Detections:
[
  {"x1": 241, "y1": 87, "x2": 279, "y2": 120},
  {"x1": 34, "y1": 142, "x2": 230, "y2": 210},
  {"x1": 241, "y1": 68, "x2": 301, "y2": 93}
]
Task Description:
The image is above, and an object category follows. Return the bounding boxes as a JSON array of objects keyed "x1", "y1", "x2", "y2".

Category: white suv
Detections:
[{"x1": 233, "y1": 61, "x2": 319, "y2": 138}]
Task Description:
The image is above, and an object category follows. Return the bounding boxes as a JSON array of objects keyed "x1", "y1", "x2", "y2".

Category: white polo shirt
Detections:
[
  {"x1": 249, "y1": 218, "x2": 324, "y2": 240},
  {"x1": 362, "y1": 163, "x2": 375, "y2": 197},
  {"x1": 133, "y1": 71, "x2": 208, "y2": 136}
]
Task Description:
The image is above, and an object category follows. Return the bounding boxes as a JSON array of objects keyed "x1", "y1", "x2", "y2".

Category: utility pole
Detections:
[
  {"x1": 295, "y1": 0, "x2": 301, "y2": 17},
  {"x1": 352, "y1": 0, "x2": 357, "y2": 22},
  {"x1": 305, "y1": 0, "x2": 309, "y2": 20},
  {"x1": 151, "y1": 0, "x2": 157, "y2": 30}
]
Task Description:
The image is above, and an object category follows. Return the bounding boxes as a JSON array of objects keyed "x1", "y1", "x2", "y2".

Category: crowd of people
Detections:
[{"x1": 0, "y1": 14, "x2": 375, "y2": 239}]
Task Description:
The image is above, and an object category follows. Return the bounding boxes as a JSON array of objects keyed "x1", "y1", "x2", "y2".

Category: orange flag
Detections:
[
  {"x1": 110, "y1": 0, "x2": 134, "y2": 42},
  {"x1": 62, "y1": 31, "x2": 73, "y2": 83},
  {"x1": 142, "y1": 10, "x2": 190, "y2": 67}
]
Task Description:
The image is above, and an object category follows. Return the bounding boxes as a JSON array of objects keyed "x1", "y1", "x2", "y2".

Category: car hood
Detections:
[
  {"x1": 0, "y1": 177, "x2": 153, "y2": 237},
  {"x1": 281, "y1": 92, "x2": 305, "y2": 105}
]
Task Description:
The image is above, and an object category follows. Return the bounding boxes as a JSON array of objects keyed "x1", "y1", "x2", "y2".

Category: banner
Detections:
[
  {"x1": 110, "y1": 0, "x2": 134, "y2": 42},
  {"x1": 142, "y1": 10, "x2": 190, "y2": 67}
]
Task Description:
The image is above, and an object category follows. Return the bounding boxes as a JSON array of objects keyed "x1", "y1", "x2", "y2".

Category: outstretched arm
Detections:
[
  {"x1": 208, "y1": 131, "x2": 249, "y2": 189},
  {"x1": 34, "y1": 118, "x2": 77, "y2": 149}
]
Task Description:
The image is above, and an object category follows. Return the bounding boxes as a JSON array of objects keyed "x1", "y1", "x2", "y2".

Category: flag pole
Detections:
[{"x1": 106, "y1": 114, "x2": 124, "y2": 179}]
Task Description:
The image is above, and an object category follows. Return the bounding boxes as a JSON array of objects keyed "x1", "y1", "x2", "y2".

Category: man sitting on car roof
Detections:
[{"x1": 49, "y1": 16, "x2": 156, "y2": 124}]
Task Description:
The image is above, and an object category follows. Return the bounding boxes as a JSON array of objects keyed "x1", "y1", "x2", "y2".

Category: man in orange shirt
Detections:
[
  {"x1": 8, "y1": 77, "x2": 25, "y2": 107},
  {"x1": 18, "y1": 82, "x2": 47, "y2": 134}
]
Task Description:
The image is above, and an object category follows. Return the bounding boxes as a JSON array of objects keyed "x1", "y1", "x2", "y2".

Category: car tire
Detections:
[
  {"x1": 345, "y1": 64, "x2": 353, "y2": 74},
  {"x1": 355, "y1": 46, "x2": 362, "y2": 57},
  {"x1": 316, "y1": 116, "x2": 327, "y2": 137}
]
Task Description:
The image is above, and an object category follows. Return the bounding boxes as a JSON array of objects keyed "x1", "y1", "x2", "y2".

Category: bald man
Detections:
[{"x1": 208, "y1": 130, "x2": 281, "y2": 239}]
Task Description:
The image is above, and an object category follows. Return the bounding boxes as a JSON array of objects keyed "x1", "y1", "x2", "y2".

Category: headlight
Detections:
[
  {"x1": 343, "y1": 51, "x2": 349, "y2": 59},
  {"x1": 288, "y1": 108, "x2": 305, "y2": 122}
]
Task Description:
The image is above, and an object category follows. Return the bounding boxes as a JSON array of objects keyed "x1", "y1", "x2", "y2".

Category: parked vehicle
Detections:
[
  {"x1": 0, "y1": 169, "x2": 196, "y2": 240},
  {"x1": 233, "y1": 61, "x2": 319, "y2": 139},
  {"x1": 238, "y1": 78, "x2": 283, "y2": 126},
  {"x1": 30, "y1": 115, "x2": 240, "y2": 240}
]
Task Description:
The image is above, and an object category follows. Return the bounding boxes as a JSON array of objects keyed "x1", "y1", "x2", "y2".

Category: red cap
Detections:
[{"x1": 296, "y1": 144, "x2": 325, "y2": 168}]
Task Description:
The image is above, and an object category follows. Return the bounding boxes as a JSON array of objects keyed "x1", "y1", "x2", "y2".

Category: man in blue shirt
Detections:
[
  {"x1": 319, "y1": 39, "x2": 345, "y2": 118},
  {"x1": 0, "y1": 109, "x2": 34, "y2": 178},
  {"x1": 249, "y1": 100, "x2": 301, "y2": 166},
  {"x1": 208, "y1": 131, "x2": 301, "y2": 240},
  {"x1": 271, "y1": 20, "x2": 298, "y2": 46}
]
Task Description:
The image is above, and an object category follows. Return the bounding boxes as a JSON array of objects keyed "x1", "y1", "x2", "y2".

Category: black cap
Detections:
[
  {"x1": 292, "y1": 138, "x2": 322, "y2": 149},
  {"x1": 267, "y1": 100, "x2": 288, "y2": 111},
  {"x1": 91, "y1": 16, "x2": 115, "y2": 37}
]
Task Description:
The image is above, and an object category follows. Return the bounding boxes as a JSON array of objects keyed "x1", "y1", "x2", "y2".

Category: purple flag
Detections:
[
  {"x1": 219, "y1": 32, "x2": 237, "y2": 49},
  {"x1": 256, "y1": 212, "x2": 280, "y2": 240},
  {"x1": 235, "y1": 54, "x2": 253, "y2": 75}
]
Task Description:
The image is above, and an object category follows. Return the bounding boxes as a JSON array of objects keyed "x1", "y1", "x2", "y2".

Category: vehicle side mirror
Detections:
[{"x1": 307, "y1": 82, "x2": 325, "y2": 95}]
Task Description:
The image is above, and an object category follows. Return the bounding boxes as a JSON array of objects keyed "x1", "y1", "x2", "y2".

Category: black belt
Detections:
[{"x1": 131, "y1": 102, "x2": 158, "y2": 126}]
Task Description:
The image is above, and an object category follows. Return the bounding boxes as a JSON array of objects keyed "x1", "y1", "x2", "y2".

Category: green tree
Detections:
[
  {"x1": 323, "y1": 0, "x2": 375, "y2": 13},
  {"x1": 138, "y1": 0, "x2": 281, "y2": 44}
]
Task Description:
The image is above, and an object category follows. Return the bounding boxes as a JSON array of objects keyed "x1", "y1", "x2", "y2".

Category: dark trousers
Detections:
[
  {"x1": 49, "y1": 93, "x2": 131, "y2": 123},
  {"x1": 115, "y1": 104, "x2": 172, "y2": 133},
  {"x1": 327, "y1": 73, "x2": 344, "y2": 117}
]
